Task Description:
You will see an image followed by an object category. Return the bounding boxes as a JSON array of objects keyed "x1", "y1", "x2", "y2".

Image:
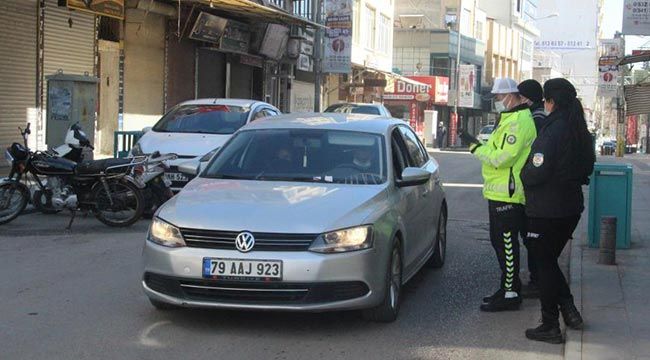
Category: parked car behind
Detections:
[
  {"x1": 477, "y1": 125, "x2": 494, "y2": 143},
  {"x1": 142, "y1": 113, "x2": 447, "y2": 322},
  {"x1": 130, "y1": 99, "x2": 280, "y2": 190},
  {"x1": 325, "y1": 103, "x2": 392, "y2": 117}
]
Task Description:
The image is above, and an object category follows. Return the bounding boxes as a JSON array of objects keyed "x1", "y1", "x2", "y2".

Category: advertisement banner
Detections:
[
  {"x1": 323, "y1": 0, "x2": 353, "y2": 73},
  {"x1": 290, "y1": 81, "x2": 315, "y2": 113},
  {"x1": 600, "y1": 39, "x2": 624, "y2": 58},
  {"x1": 535, "y1": 0, "x2": 597, "y2": 49},
  {"x1": 598, "y1": 56, "x2": 619, "y2": 98},
  {"x1": 623, "y1": 0, "x2": 650, "y2": 36},
  {"x1": 458, "y1": 65, "x2": 475, "y2": 108},
  {"x1": 67, "y1": 0, "x2": 124, "y2": 19}
]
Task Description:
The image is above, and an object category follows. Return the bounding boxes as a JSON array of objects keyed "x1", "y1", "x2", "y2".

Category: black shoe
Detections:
[
  {"x1": 560, "y1": 301, "x2": 584, "y2": 330},
  {"x1": 525, "y1": 323, "x2": 564, "y2": 344},
  {"x1": 482, "y1": 289, "x2": 504, "y2": 304},
  {"x1": 520, "y1": 283, "x2": 540, "y2": 299},
  {"x1": 480, "y1": 295, "x2": 522, "y2": 312}
]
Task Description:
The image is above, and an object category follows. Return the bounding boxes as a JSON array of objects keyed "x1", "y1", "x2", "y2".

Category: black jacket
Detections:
[
  {"x1": 530, "y1": 102, "x2": 546, "y2": 132},
  {"x1": 521, "y1": 109, "x2": 595, "y2": 218}
]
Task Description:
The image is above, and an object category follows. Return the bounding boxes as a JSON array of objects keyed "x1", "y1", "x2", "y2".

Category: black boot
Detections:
[
  {"x1": 560, "y1": 300, "x2": 584, "y2": 330},
  {"x1": 480, "y1": 293, "x2": 521, "y2": 312},
  {"x1": 525, "y1": 323, "x2": 564, "y2": 344},
  {"x1": 520, "y1": 282, "x2": 540, "y2": 299},
  {"x1": 482, "y1": 289, "x2": 504, "y2": 304}
]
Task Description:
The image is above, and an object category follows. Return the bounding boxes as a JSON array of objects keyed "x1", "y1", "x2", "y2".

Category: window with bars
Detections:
[{"x1": 292, "y1": 0, "x2": 313, "y2": 19}]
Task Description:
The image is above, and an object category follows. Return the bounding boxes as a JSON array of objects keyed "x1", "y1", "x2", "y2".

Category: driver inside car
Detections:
[{"x1": 352, "y1": 148, "x2": 374, "y2": 172}]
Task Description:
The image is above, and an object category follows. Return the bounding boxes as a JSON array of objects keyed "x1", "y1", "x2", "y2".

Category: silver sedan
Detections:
[{"x1": 142, "y1": 114, "x2": 447, "y2": 322}]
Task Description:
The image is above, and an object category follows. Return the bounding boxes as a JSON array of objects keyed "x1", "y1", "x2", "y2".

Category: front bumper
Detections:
[{"x1": 141, "y1": 240, "x2": 387, "y2": 312}]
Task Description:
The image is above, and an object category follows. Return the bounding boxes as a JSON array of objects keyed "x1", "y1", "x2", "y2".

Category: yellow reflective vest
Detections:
[{"x1": 470, "y1": 105, "x2": 537, "y2": 204}]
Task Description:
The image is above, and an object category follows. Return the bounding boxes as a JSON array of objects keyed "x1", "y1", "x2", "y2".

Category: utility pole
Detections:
[
  {"x1": 313, "y1": 0, "x2": 323, "y2": 112},
  {"x1": 453, "y1": 0, "x2": 462, "y2": 147},
  {"x1": 616, "y1": 33, "x2": 626, "y2": 157}
]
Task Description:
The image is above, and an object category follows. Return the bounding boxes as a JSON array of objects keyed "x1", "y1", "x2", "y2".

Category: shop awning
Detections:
[
  {"x1": 192, "y1": 0, "x2": 324, "y2": 28},
  {"x1": 617, "y1": 53, "x2": 650, "y2": 66}
]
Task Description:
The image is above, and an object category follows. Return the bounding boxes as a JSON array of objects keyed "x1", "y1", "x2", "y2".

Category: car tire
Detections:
[
  {"x1": 426, "y1": 207, "x2": 447, "y2": 268},
  {"x1": 149, "y1": 298, "x2": 180, "y2": 311},
  {"x1": 362, "y1": 239, "x2": 402, "y2": 322}
]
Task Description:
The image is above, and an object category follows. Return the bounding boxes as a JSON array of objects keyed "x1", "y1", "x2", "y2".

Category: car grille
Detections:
[
  {"x1": 180, "y1": 228, "x2": 317, "y2": 251},
  {"x1": 144, "y1": 273, "x2": 370, "y2": 304}
]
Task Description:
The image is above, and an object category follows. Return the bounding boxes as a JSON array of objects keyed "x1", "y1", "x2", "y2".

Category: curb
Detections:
[{"x1": 564, "y1": 230, "x2": 584, "y2": 359}]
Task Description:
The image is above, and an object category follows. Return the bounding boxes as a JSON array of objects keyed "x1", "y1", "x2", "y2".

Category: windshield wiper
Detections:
[{"x1": 208, "y1": 174, "x2": 255, "y2": 180}]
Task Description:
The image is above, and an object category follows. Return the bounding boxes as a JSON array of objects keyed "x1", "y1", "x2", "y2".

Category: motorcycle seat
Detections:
[{"x1": 76, "y1": 158, "x2": 133, "y2": 175}]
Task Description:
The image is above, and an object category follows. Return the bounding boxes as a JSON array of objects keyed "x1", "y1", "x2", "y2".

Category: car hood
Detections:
[
  {"x1": 158, "y1": 177, "x2": 388, "y2": 234},
  {"x1": 138, "y1": 131, "x2": 232, "y2": 157}
]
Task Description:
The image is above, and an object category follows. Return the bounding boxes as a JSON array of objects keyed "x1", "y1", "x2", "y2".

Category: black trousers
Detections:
[
  {"x1": 526, "y1": 216, "x2": 580, "y2": 326},
  {"x1": 488, "y1": 201, "x2": 525, "y2": 293},
  {"x1": 523, "y1": 234, "x2": 539, "y2": 284}
]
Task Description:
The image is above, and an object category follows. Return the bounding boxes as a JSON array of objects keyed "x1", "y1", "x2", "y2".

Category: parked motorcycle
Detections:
[
  {"x1": 1, "y1": 123, "x2": 145, "y2": 227},
  {"x1": 31, "y1": 123, "x2": 175, "y2": 218}
]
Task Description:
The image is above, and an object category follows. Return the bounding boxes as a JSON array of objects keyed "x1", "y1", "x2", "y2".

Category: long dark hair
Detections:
[{"x1": 543, "y1": 78, "x2": 595, "y2": 183}]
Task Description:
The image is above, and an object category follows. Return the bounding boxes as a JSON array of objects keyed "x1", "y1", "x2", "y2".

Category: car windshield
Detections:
[
  {"x1": 153, "y1": 104, "x2": 250, "y2": 134},
  {"x1": 480, "y1": 126, "x2": 494, "y2": 134},
  {"x1": 325, "y1": 104, "x2": 381, "y2": 115},
  {"x1": 203, "y1": 129, "x2": 387, "y2": 185}
]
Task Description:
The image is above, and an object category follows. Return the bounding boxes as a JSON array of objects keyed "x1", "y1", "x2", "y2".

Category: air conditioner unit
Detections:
[{"x1": 290, "y1": 25, "x2": 315, "y2": 41}]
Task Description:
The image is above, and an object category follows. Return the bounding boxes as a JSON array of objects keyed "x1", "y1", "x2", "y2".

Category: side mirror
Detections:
[
  {"x1": 142, "y1": 126, "x2": 152, "y2": 133},
  {"x1": 178, "y1": 161, "x2": 199, "y2": 176},
  {"x1": 397, "y1": 167, "x2": 431, "y2": 187}
]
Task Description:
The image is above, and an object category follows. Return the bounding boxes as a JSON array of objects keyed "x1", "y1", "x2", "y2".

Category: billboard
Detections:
[
  {"x1": 384, "y1": 76, "x2": 449, "y2": 104},
  {"x1": 458, "y1": 65, "x2": 475, "y2": 108},
  {"x1": 323, "y1": 0, "x2": 353, "y2": 73},
  {"x1": 67, "y1": 0, "x2": 124, "y2": 20},
  {"x1": 598, "y1": 56, "x2": 619, "y2": 98},
  {"x1": 623, "y1": 0, "x2": 650, "y2": 35},
  {"x1": 534, "y1": 0, "x2": 598, "y2": 49}
]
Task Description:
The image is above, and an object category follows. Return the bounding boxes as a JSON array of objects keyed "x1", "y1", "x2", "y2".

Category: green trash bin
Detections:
[{"x1": 588, "y1": 163, "x2": 633, "y2": 249}]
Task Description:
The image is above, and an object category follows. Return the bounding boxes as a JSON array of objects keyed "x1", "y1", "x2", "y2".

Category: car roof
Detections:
[
  {"x1": 242, "y1": 113, "x2": 404, "y2": 134},
  {"x1": 325, "y1": 102, "x2": 384, "y2": 108},
  {"x1": 176, "y1": 98, "x2": 275, "y2": 109}
]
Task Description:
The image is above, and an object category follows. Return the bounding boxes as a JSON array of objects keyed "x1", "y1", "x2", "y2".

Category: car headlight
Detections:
[
  {"x1": 4, "y1": 149, "x2": 13, "y2": 166},
  {"x1": 148, "y1": 217, "x2": 186, "y2": 247},
  {"x1": 200, "y1": 147, "x2": 220, "y2": 162},
  {"x1": 309, "y1": 225, "x2": 373, "y2": 253},
  {"x1": 130, "y1": 143, "x2": 144, "y2": 157}
]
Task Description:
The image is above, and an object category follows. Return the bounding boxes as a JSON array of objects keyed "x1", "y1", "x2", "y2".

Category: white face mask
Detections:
[{"x1": 494, "y1": 100, "x2": 507, "y2": 113}]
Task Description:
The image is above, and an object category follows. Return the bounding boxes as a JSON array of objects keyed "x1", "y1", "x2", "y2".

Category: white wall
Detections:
[{"x1": 351, "y1": 0, "x2": 394, "y2": 72}]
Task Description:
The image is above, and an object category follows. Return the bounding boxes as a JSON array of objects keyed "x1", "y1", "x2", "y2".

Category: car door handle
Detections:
[{"x1": 422, "y1": 189, "x2": 430, "y2": 197}]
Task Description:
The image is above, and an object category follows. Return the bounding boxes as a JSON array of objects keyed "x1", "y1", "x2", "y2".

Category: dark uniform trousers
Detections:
[
  {"x1": 488, "y1": 200, "x2": 524, "y2": 293},
  {"x1": 526, "y1": 215, "x2": 580, "y2": 325}
]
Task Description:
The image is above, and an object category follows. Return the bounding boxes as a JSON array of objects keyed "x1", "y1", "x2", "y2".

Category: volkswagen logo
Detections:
[{"x1": 235, "y1": 231, "x2": 255, "y2": 252}]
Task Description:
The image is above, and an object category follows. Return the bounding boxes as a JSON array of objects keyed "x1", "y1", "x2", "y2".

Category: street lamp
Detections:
[{"x1": 520, "y1": 13, "x2": 559, "y2": 80}]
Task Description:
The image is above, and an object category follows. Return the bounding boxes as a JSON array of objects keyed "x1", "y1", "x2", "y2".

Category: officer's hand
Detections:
[{"x1": 459, "y1": 130, "x2": 479, "y2": 145}]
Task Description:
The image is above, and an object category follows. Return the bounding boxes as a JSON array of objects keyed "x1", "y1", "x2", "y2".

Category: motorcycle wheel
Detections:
[
  {"x1": 0, "y1": 182, "x2": 30, "y2": 225},
  {"x1": 142, "y1": 178, "x2": 174, "y2": 219},
  {"x1": 92, "y1": 179, "x2": 144, "y2": 227},
  {"x1": 33, "y1": 189, "x2": 61, "y2": 214}
]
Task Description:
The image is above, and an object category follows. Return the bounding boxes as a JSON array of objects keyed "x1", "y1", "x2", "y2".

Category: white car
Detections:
[
  {"x1": 130, "y1": 99, "x2": 281, "y2": 190},
  {"x1": 477, "y1": 125, "x2": 494, "y2": 143},
  {"x1": 325, "y1": 103, "x2": 392, "y2": 117}
]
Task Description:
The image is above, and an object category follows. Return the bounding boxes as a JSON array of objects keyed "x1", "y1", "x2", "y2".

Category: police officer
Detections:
[
  {"x1": 518, "y1": 79, "x2": 546, "y2": 132},
  {"x1": 516, "y1": 79, "x2": 546, "y2": 298},
  {"x1": 522, "y1": 78, "x2": 595, "y2": 343},
  {"x1": 460, "y1": 77, "x2": 537, "y2": 312}
]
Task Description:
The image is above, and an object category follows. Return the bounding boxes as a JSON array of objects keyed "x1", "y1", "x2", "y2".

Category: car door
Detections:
[
  {"x1": 397, "y1": 125, "x2": 437, "y2": 266},
  {"x1": 390, "y1": 128, "x2": 422, "y2": 269}
]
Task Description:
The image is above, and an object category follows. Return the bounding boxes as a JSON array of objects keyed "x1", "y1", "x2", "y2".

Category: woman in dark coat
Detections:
[{"x1": 521, "y1": 78, "x2": 596, "y2": 344}]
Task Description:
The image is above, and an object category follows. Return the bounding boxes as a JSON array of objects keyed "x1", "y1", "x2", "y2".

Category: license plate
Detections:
[
  {"x1": 165, "y1": 172, "x2": 188, "y2": 183},
  {"x1": 202, "y1": 258, "x2": 283, "y2": 281}
]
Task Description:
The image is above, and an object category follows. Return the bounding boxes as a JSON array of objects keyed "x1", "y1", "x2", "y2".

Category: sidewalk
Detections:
[{"x1": 566, "y1": 154, "x2": 650, "y2": 360}]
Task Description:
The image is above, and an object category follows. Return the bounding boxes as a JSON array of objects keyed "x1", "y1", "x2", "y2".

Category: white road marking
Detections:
[
  {"x1": 443, "y1": 183, "x2": 484, "y2": 188},
  {"x1": 138, "y1": 320, "x2": 172, "y2": 348}
]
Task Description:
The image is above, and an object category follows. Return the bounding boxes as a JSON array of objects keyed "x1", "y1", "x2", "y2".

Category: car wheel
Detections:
[
  {"x1": 427, "y1": 207, "x2": 447, "y2": 268},
  {"x1": 362, "y1": 240, "x2": 402, "y2": 322},
  {"x1": 149, "y1": 298, "x2": 180, "y2": 311}
]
